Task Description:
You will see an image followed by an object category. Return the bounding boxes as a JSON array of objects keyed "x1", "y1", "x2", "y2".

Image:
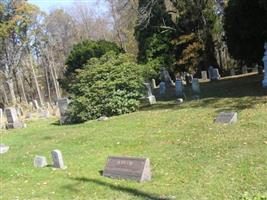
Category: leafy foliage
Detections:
[
  {"x1": 224, "y1": 0, "x2": 267, "y2": 64},
  {"x1": 68, "y1": 52, "x2": 144, "y2": 123}
]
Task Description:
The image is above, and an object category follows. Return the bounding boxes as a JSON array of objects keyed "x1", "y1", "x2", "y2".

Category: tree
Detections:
[{"x1": 224, "y1": 0, "x2": 267, "y2": 64}]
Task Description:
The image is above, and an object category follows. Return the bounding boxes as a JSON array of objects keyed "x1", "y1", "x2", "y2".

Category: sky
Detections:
[{"x1": 28, "y1": 0, "x2": 108, "y2": 14}]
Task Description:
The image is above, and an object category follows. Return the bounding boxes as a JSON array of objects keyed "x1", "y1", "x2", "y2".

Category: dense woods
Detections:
[{"x1": 0, "y1": 0, "x2": 266, "y2": 118}]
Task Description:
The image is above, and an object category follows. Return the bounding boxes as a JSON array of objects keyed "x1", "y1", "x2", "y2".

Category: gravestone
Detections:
[
  {"x1": 160, "y1": 68, "x2": 175, "y2": 87},
  {"x1": 103, "y1": 156, "x2": 151, "y2": 182},
  {"x1": 29, "y1": 102, "x2": 34, "y2": 111},
  {"x1": 242, "y1": 65, "x2": 248, "y2": 74},
  {"x1": 97, "y1": 115, "x2": 109, "y2": 121},
  {"x1": 159, "y1": 82, "x2": 166, "y2": 95},
  {"x1": 0, "y1": 108, "x2": 3, "y2": 129},
  {"x1": 51, "y1": 149, "x2": 66, "y2": 169},
  {"x1": 192, "y1": 78, "x2": 200, "y2": 94},
  {"x1": 57, "y1": 98, "x2": 70, "y2": 124},
  {"x1": 208, "y1": 66, "x2": 214, "y2": 80},
  {"x1": 252, "y1": 64, "x2": 259, "y2": 73},
  {"x1": 262, "y1": 43, "x2": 267, "y2": 87},
  {"x1": 175, "y1": 80, "x2": 183, "y2": 97},
  {"x1": 215, "y1": 112, "x2": 237, "y2": 124},
  {"x1": 39, "y1": 110, "x2": 50, "y2": 118},
  {"x1": 5, "y1": 107, "x2": 24, "y2": 129},
  {"x1": 34, "y1": 156, "x2": 48, "y2": 168},
  {"x1": 144, "y1": 83, "x2": 156, "y2": 104},
  {"x1": 0, "y1": 144, "x2": 9, "y2": 154},
  {"x1": 33, "y1": 100, "x2": 40, "y2": 110},
  {"x1": 201, "y1": 71, "x2": 208, "y2": 80},
  {"x1": 212, "y1": 69, "x2": 221, "y2": 80},
  {"x1": 151, "y1": 79, "x2": 158, "y2": 89},
  {"x1": 230, "y1": 68, "x2": 235, "y2": 76}
]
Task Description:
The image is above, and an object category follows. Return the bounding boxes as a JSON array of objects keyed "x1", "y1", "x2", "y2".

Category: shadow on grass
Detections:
[
  {"x1": 64, "y1": 177, "x2": 171, "y2": 200},
  {"x1": 143, "y1": 74, "x2": 267, "y2": 112}
]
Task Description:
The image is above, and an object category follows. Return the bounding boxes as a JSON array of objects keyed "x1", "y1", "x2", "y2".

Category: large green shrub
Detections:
[
  {"x1": 61, "y1": 40, "x2": 123, "y2": 91},
  {"x1": 68, "y1": 52, "x2": 144, "y2": 123}
]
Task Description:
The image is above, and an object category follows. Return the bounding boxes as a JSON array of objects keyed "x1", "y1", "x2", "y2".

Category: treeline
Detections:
[{"x1": 0, "y1": 0, "x2": 266, "y2": 111}]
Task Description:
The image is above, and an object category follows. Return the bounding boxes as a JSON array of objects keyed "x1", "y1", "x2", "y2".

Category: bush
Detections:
[
  {"x1": 61, "y1": 40, "x2": 123, "y2": 91},
  {"x1": 68, "y1": 52, "x2": 144, "y2": 123}
]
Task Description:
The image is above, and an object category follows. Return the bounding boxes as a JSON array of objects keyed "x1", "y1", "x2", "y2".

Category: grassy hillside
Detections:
[{"x1": 1, "y1": 74, "x2": 267, "y2": 200}]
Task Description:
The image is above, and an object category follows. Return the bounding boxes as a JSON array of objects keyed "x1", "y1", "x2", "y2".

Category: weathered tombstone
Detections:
[
  {"x1": 0, "y1": 144, "x2": 9, "y2": 154},
  {"x1": 176, "y1": 98, "x2": 183, "y2": 104},
  {"x1": 252, "y1": 64, "x2": 259, "y2": 73},
  {"x1": 159, "y1": 82, "x2": 166, "y2": 95},
  {"x1": 0, "y1": 108, "x2": 3, "y2": 129},
  {"x1": 5, "y1": 107, "x2": 24, "y2": 129},
  {"x1": 57, "y1": 98, "x2": 70, "y2": 124},
  {"x1": 214, "y1": 112, "x2": 237, "y2": 124},
  {"x1": 33, "y1": 100, "x2": 40, "y2": 110},
  {"x1": 212, "y1": 69, "x2": 221, "y2": 80},
  {"x1": 51, "y1": 149, "x2": 66, "y2": 169},
  {"x1": 39, "y1": 110, "x2": 50, "y2": 118},
  {"x1": 242, "y1": 65, "x2": 248, "y2": 74},
  {"x1": 262, "y1": 42, "x2": 267, "y2": 88},
  {"x1": 34, "y1": 156, "x2": 48, "y2": 168},
  {"x1": 175, "y1": 80, "x2": 183, "y2": 97},
  {"x1": 201, "y1": 71, "x2": 208, "y2": 80},
  {"x1": 192, "y1": 78, "x2": 200, "y2": 94},
  {"x1": 230, "y1": 68, "x2": 235, "y2": 76},
  {"x1": 151, "y1": 79, "x2": 157, "y2": 89},
  {"x1": 160, "y1": 68, "x2": 175, "y2": 87},
  {"x1": 208, "y1": 66, "x2": 214, "y2": 80},
  {"x1": 144, "y1": 83, "x2": 156, "y2": 104},
  {"x1": 29, "y1": 102, "x2": 34, "y2": 111},
  {"x1": 103, "y1": 156, "x2": 151, "y2": 182}
]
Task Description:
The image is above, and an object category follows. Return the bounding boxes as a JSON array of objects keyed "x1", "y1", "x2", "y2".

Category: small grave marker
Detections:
[
  {"x1": 5, "y1": 107, "x2": 24, "y2": 129},
  {"x1": 201, "y1": 71, "x2": 208, "y2": 80},
  {"x1": 0, "y1": 144, "x2": 9, "y2": 154},
  {"x1": 215, "y1": 112, "x2": 237, "y2": 124},
  {"x1": 58, "y1": 98, "x2": 70, "y2": 124},
  {"x1": 34, "y1": 156, "x2": 48, "y2": 168},
  {"x1": 103, "y1": 156, "x2": 151, "y2": 182},
  {"x1": 51, "y1": 149, "x2": 66, "y2": 169}
]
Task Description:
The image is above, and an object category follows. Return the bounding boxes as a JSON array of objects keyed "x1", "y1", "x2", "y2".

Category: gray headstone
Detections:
[
  {"x1": 33, "y1": 100, "x2": 40, "y2": 110},
  {"x1": 192, "y1": 78, "x2": 200, "y2": 94},
  {"x1": 5, "y1": 107, "x2": 24, "y2": 129},
  {"x1": 57, "y1": 98, "x2": 70, "y2": 124},
  {"x1": 230, "y1": 68, "x2": 235, "y2": 76},
  {"x1": 215, "y1": 112, "x2": 237, "y2": 124},
  {"x1": 34, "y1": 156, "x2": 48, "y2": 168},
  {"x1": 212, "y1": 69, "x2": 221, "y2": 80},
  {"x1": 242, "y1": 65, "x2": 248, "y2": 74},
  {"x1": 208, "y1": 66, "x2": 214, "y2": 80},
  {"x1": 201, "y1": 71, "x2": 208, "y2": 80},
  {"x1": 0, "y1": 144, "x2": 9, "y2": 154},
  {"x1": 175, "y1": 80, "x2": 183, "y2": 97},
  {"x1": 51, "y1": 149, "x2": 66, "y2": 169},
  {"x1": 0, "y1": 108, "x2": 3, "y2": 129},
  {"x1": 144, "y1": 83, "x2": 156, "y2": 104},
  {"x1": 159, "y1": 82, "x2": 166, "y2": 95},
  {"x1": 103, "y1": 156, "x2": 151, "y2": 182}
]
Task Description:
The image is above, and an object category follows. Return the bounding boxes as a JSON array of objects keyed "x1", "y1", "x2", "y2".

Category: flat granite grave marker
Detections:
[
  {"x1": 34, "y1": 156, "x2": 48, "y2": 168},
  {"x1": 103, "y1": 156, "x2": 151, "y2": 182},
  {"x1": 51, "y1": 149, "x2": 66, "y2": 169},
  {"x1": 0, "y1": 144, "x2": 9, "y2": 154},
  {"x1": 215, "y1": 112, "x2": 237, "y2": 124}
]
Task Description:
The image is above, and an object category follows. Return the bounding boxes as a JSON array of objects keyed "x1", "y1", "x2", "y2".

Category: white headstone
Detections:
[
  {"x1": 175, "y1": 80, "x2": 183, "y2": 97},
  {"x1": 208, "y1": 66, "x2": 214, "y2": 80},
  {"x1": 201, "y1": 71, "x2": 208, "y2": 80},
  {"x1": 51, "y1": 149, "x2": 66, "y2": 169},
  {"x1": 192, "y1": 78, "x2": 200, "y2": 94},
  {"x1": 159, "y1": 82, "x2": 166, "y2": 95},
  {"x1": 34, "y1": 156, "x2": 48, "y2": 168},
  {"x1": 33, "y1": 100, "x2": 40, "y2": 110},
  {"x1": 262, "y1": 42, "x2": 267, "y2": 88},
  {"x1": 0, "y1": 144, "x2": 9, "y2": 154},
  {"x1": 151, "y1": 79, "x2": 157, "y2": 89},
  {"x1": 144, "y1": 83, "x2": 156, "y2": 104}
]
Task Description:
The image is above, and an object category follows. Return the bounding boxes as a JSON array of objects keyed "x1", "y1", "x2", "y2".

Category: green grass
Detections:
[{"x1": 1, "y1": 74, "x2": 267, "y2": 200}]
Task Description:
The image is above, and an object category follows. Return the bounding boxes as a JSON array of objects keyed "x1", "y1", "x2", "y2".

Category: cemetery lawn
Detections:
[{"x1": 1, "y1": 74, "x2": 267, "y2": 200}]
